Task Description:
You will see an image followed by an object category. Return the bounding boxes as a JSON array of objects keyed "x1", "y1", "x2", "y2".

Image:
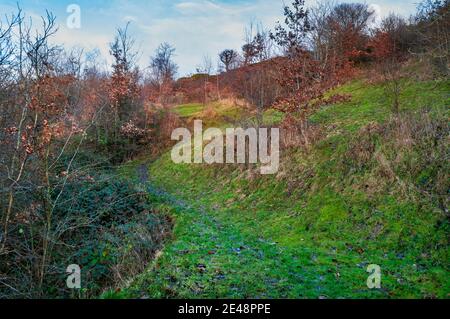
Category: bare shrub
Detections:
[
  {"x1": 344, "y1": 109, "x2": 449, "y2": 210},
  {"x1": 345, "y1": 122, "x2": 382, "y2": 171},
  {"x1": 280, "y1": 116, "x2": 322, "y2": 149}
]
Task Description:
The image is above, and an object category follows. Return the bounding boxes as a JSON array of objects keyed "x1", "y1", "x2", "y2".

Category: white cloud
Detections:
[
  {"x1": 175, "y1": 0, "x2": 222, "y2": 13},
  {"x1": 2, "y1": 0, "x2": 419, "y2": 77},
  {"x1": 369, "y1": 4, "x2": 383, "y2": 26},
  {"x1": 369, "y1": 1, "x2": 417, "y2": 19},
  {"x1": 51, "y1": 24, "x2": 112, "y2": 66},
  {"x1": 133, "y1": 0, "x2": 284, "y2": 75}
]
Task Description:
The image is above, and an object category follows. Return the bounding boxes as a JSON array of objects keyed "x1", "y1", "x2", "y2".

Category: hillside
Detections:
[
  {"x1": 2, "y1": 0, "x2": 449, "y2": 304},
  {"x1": 108, "y1": 75, "x2": 449, "y2": 299}
]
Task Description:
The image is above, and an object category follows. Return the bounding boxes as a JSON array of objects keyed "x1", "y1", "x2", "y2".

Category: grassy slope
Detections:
[
  {"x1": 115, "y1": 77, "x2": 449, "y2": 299},
  {"x1": 173, "y1": 103, "x2": 205, "y2": 118},
  {"x1": 174, "y1": 100, "x2": 253, "y2": 128}
]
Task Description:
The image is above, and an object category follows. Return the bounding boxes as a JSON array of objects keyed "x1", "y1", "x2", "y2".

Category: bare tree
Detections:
[
  {"x1": 219, "y1": 49, "x2": 239, "y2": 72},
  {"x1": 325, "y1": 3, "x2": 375, "y2": 59},
  {"x1": 242, "y1": 22, "x2": 274, "y2": 65},
  {"x1": 150, "y1": 42, "x2": 178, "y2": 89},
  {"x1": 0, "y1": 10, "x2": 21, "y2": 74},
  {"x1": 308, "y1": 1, "x2": 376, "y2": 78},
  {"x1": 309, "y1": 0, "x2": 335, "y2": 65},
  {"x1": 243, "y1": 22, "x2": 259, "y2": 65},
  {"x1": 109, "y1": 22, "x2": 137, "y2": 73},
  {"x1": 330, "y1": 3, "x2": 375, "y2": 33},
  {"x1": 83, "y1": 48, "x2": 108, "y2": 78},
  {"x1": 0, "y1": 9, "x2": 89, "y2": 295},
  {"x1": 197, "y1": 55, "x2": 213, "y2": 106},
  {"x1": 414, "y1": 0, "x2": 450, "y2": 76}
]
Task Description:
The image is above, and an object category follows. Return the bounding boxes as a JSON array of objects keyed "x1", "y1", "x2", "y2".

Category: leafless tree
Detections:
[
  {"x1": 109, "y1": 22, "x2": 137, "y2": 73},
  {"x1": 309, "y1": 0, "x2": 335, "y2": 65},
  {"x1": 413, "y1": 0, "x2": 449, "y2": 76},
  {"x1": 242, "y1": 22, "x2": 274, "y2": 65},
  {"x1": 0, "y1": 10, "x2": 21, "y2": 78},
  {"x1": 83, "y1": 48, "x2": 107, "y2": 78},
  {"x1": 0, "y1": 8, "x2": 113, "y2": 297},
  {"x1": 219, "y1": 49, "x2": 239, "y2": 72},
  {"x1": 196, "y1": 55, "x2": 213, "y2": 105},
  {"x1": 150, "y1": 42, "x2": 178, "y2": 88}
]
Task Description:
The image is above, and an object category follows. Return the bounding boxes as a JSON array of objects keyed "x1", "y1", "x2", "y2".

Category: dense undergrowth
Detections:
[
  {"x1": 112, "y1": 76, "x2": 449, "y2": 299},
  {"x1": 0, "y1": 148, "x2": 171, "y2": 298}
]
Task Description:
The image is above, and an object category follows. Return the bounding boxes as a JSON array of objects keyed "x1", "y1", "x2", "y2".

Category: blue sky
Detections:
[{"x1": 0, "y1": 0, "x2": 419, "y2": 76}]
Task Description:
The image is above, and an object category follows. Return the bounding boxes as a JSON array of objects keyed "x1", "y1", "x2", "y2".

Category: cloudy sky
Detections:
[{"x1": 0, "y1": 0, "x2": 419, "y2": 76}]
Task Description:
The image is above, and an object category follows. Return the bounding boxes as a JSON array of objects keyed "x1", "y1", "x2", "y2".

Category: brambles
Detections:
[
  {"x1": 0, "y1": 10, "x2": 171, "y2": 298},
  {"x1": 0, "y1": 165, "x2": 171, "y2": 298}
]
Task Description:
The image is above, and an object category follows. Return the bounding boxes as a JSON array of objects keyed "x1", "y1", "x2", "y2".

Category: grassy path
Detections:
[
  {"x1": 115, "y1": 161, "x2": 386, "y2": 299},
  {"x1": 110, "y1": 78, "x2": 449, "y2": 299}
]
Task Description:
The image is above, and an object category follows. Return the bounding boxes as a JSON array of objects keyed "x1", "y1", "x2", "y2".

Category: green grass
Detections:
[
  {"x1": 112, "y1": 77, "x2": 449, "y2": 299},
  {"x1": 311, "y1": 79, "x2": 449, "y2": 132},
  {"x1": 174, "y1": 100, "x2": 254, "y2": 128},
  {"x1": 174, "y1": 103, "x2": 205, "y2": 118}
]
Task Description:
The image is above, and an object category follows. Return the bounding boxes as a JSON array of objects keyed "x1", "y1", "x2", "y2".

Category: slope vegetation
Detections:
[{"x1": 113, "y1": 76, "x2": 449, "y2": 299}]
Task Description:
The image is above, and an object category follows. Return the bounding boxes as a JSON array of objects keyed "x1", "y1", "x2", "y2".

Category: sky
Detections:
[{"x1": 0, "y1": 0, "x2": 420, "y2": 76}]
